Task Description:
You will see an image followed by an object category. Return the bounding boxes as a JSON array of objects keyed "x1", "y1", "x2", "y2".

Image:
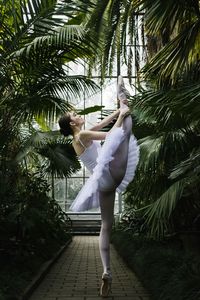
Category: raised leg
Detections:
[{"x1": 109, "y1": 76, "x2": 132, "y2": 185}]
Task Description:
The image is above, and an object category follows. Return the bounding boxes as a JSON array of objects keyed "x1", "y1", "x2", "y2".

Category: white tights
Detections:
[{"x1": 99, "y1": 102, "x2": 132, "y2": 274}]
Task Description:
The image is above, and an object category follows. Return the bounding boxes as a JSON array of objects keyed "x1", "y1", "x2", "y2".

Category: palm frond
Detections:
[
  {"x1": 131, "y1": 82, "x2": 200, "y2": 127},
  {"x1": 142, "y1": 179, "x2": 185, "y2": 237},
  {"x1": 79, "y1": 105, "x2": 104, "y2": 115},
  {"x1": 37, "y1": 138, "x2": 81, "y2": 178},
  {"x1": 15, "y1": 129, "x2": 80, "y2": 177},
  {"x1": 15, "y1": 129, "x2": 59, "y2": 162},
  {"x1": 138, "y1": 135, "x2": 162, "y2": 172},
  {"x1": 11, "y1": 25, "x2": 86, "y2": 58},
  {"x1": 1, "y1": 0, "x2": 96, "y2": 71},
  {"x1": 140, "y1": 0, "x2": 199, "y2": 35},
  {"x1": 6, "y1": 73, "x2": 99, "y2": 124},
  {"x1": 170, "y1": 148, "x2": 200, "y2": 180},
  {"x1": 143, "y1": 21, "x2": 200, "y2": 83},
  {"x1": 86, "y1": 0, "x2": 145, "y2": 78}
]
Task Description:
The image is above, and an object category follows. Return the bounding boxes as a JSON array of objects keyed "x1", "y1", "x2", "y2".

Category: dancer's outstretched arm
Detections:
[
  {"x1": 90, "y1": 99, "x2": 129, "y2": 131},
  {"x1": 79, "y1": 107, "x2": 130, "y2": 142},
  {"x1": 90, "y1": 109, "x2": 120, "y2": 131}
]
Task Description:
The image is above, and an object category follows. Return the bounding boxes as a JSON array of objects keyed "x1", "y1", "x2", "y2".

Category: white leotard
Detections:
[
  {"x1": 75, "y1": 135, "x2": 100, "y2": 173},
  {"x1": 76, "y1": 136, "x2": 116, "y2": 190},
  {"x1": 78, "y1": 142, "x2": 100, "y2": 173}
]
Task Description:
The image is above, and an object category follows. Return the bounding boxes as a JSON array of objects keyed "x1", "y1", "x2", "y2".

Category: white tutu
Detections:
[
  {"x1": 117, "y1": 134, "x2": 139, "y2": 192},
  {"x1": 69, "y1": 127, "x2": 139, "y2": 212}
]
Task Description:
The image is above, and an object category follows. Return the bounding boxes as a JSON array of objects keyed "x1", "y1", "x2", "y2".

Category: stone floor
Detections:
[{"x1": 29, "y1": 236, "x2": 150, "y2": 300}]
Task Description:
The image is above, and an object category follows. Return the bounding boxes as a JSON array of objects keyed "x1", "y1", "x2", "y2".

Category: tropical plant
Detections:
[
  {"x1": 0, "y1": 0, "x2": 100, "y2": 189},
  {"x1": 84, "y1": 0, "x2": 200, "y2": 238},
  {"x1": 83, "y1": 0, "x2": 146, "y2": 79},
  {"x1": 122, "y1": 0, "x2": 200, "y2": 238},
  {"x1": 0, "y1": 0, "x2": 101, "y2": 256}
]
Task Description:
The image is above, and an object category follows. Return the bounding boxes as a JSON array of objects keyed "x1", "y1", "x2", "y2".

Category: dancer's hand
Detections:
[
  {"x1": 119, "y1": 106, "x2": 130, "y2": 117},
  {"x1": 117, "y1": 99, "x2": 129, "y2": 106}
]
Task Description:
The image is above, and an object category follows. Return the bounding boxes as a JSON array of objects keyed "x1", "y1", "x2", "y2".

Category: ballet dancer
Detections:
[{"x1": 58, "y1": 75, "x2": 139, "y2": 297}]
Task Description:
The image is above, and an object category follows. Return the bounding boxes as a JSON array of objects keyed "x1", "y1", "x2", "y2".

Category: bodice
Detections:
[{"x1": 79, "y1": 141, "x2": 100, "y2": 173}]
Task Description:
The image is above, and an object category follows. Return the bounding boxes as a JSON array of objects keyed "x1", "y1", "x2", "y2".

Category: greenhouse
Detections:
[{"x1": 0, "y1": 0, "x2": 200, "y2": 299}]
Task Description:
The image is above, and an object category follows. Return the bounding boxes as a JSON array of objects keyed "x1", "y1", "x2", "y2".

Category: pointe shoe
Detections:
[
  {"x1": 100, "y1": 272, "x2": 112, "y2": 298},
  {"x1": 117, "y1": 75, "x2": 131, "y2": 101}
]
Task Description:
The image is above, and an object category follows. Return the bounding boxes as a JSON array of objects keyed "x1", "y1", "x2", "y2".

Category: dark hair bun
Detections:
[
  {"x1": 60, "y1": 128, "x2": 71, "y2": 137},
  {"x1": 58, "y1": 113, "x2": 73, "y2": 137}
]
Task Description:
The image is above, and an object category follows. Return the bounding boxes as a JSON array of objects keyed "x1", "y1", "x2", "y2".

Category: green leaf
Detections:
[
  {"x1": 78, "y1": 105, "x2": 104, "y2": 115},
  {"x1": 142, "y1": 179, "x2": 185, "y2": 237}
]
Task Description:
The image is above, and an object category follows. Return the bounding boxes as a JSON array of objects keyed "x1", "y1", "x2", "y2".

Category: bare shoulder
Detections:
[
  {"x1": 80, "y1": 129, "x2": 107, "y2": 141},
  {"x1": 72, "y1": 131, "x2": 91, "y2": 155},
  {"x1": 79, "y1": 130, "x2": 94, "y2": 142},
  {"x1": 78, "y1": 130, "x2": 90, "y2": 140}
]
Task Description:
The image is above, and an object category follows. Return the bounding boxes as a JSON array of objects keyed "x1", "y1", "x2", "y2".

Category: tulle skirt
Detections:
[{"x1": 69, "y1": 127, "x2": 139, "y2": 212}]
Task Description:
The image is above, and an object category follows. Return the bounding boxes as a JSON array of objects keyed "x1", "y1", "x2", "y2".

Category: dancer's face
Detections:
[{"x1": 69, "y1": 111, "x2": 85, "y2": 127}]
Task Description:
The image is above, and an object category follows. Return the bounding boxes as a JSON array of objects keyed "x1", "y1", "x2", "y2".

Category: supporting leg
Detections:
[
  {"x1": 98, "y1": 75, "x2": 133, "y2": 297},
  {"x1": 99, "y1": 190, "x2": 115, "y2": 297},
  {"x1": 99, "y1": 190, "x2": 115, "y2": 274}
]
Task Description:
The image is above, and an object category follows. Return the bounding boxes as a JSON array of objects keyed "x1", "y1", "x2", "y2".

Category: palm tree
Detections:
[
  {"x1": 0, "y1": 0, "x2": 103, "y2": 242},
  {"x1": 0, "y1": 1, "x2": 104, "y2": 267},
  {"x1": 85, "y1": 0, "x2": 200, "y2": 238},
  {"x1": 82, "y1": 0, "x2": 146, "y2": 78},
  {"x1": 0, "y1": 0, "x2": 100, "y2": 176},
  {"x1": 125, "y1": 77, "x2": 200, "y2": 237},
  {"x1": 121, "y1": 0, "x2": 200, "y2": 238}
]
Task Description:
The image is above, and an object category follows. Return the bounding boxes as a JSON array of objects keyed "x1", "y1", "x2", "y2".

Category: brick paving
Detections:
[{"x1": 29, "y1": 236, "x2": 150, "y2": 300}]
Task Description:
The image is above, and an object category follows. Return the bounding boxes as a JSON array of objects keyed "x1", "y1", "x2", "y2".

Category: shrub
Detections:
[{"x1": 111, "y1": 229, "x2": 200, "y2": 300}]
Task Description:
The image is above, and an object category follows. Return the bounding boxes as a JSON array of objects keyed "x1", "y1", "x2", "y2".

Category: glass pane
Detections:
[
  {"x1": 66, "y1": 60, "x2": 85, "y2": 75},
  {"x1": 85, "y1": 78, "x2": 102, "y2": 107},
  {"x1": 73, "y1": 98, "x2": 85, "y2": 109},
  {"x1": 66, "y1": 178, "x2": 83, "y2": 210},
  {"x1": 109, "y1": 57, "x2": 118, "y2": 76},
  {"x1": 51, "y1": 20, "x2": 147, "y2": 216},
  {"x1": 54, "y1": 178, "x2": 66, "y2": 202},
  {"x1": 114, "y1": 193, "x2": 119, "y2": 214},
  {"x1": 87, "y1": 64, "x2": 102, "y2": 77},
  {"x1": 121, "y1": 46, "x2": 136, "y2": 77},
  {"x1": 136, "y1": 45, "x2": 147, "y2": 70},
  {"x1": 85, "y1": 111, "x2": 102, "y2": 129},
  {"x1": 125, "y1": 26, "x2": 134, "y2": 46},
  {"x1": 137, "y1": 15, "x2": 146, "y2": 46},
  {"x1": 85, "y1": 90, "x2": 102, "y2": 107},
  {"x1": 53, "y1": 177, "x2": 121, "y2": 213},
  {"x1": 102, "y1": 79, "x2": 118, "y2": 109},
  {"x1": 72, "y1": 164, "x2": 84, "y2": 177},
  {"x1": 84, "y1": 166, "x2": 91, "y2": 177}
]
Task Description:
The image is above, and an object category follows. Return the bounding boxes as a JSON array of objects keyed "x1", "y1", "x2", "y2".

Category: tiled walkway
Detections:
[{"x1": 29, "y1": 236, "x2": 150, "y2": 300}]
